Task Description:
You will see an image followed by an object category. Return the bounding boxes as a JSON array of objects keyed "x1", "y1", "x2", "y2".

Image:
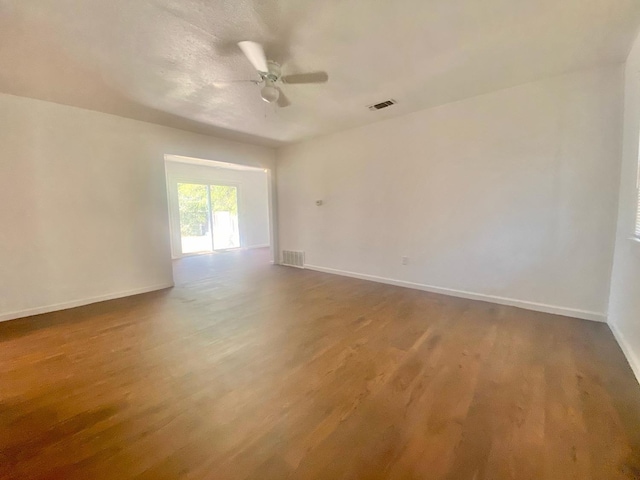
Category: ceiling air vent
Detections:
[{"x1": 368, "y1": 99, "x2": 397, "y2": 111}]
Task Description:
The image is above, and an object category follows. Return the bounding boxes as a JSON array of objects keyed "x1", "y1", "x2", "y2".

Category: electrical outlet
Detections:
[{"x1": 401, "y1": 256, "x2": 409, "y2": 265}]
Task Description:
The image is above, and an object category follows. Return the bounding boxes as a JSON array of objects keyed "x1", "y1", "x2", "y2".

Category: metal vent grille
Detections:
[
  {"x1": 282, "y1": 250, "x2": 305, "y2": 268},
  {"x1": 368, "y1": 99, "x2": 397, "y2": 111}
]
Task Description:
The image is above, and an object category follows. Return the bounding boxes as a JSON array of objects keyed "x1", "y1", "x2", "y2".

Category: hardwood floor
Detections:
[{"x1": 1, "y1": 248, "x2": 639, "y2": 479}]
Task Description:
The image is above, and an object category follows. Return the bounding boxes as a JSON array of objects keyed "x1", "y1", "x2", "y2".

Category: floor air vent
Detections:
[{"x1": 282, "y1": 250, "x2": 305, "y2": 268}]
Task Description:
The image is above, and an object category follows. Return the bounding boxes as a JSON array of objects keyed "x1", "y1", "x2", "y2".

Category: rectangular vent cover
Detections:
[
  {"x1": 368, "y1": 99, "x2": 397, "y2": 111},
  {"x1": 282, "y1": 250, "x2": 305, "y2": 268}
]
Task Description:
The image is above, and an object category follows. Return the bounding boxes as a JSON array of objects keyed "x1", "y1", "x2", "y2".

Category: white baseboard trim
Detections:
[
  {"x1": 609, "y1": 322, "x2": 640, "y2": 385},
  {"x1": 0, "y1": 282, "x2": 175, "y2": 323},
  {"x1": 304, "y1": 264, "x2": 607, "y2": 323},
  {"x1": 244, "y1": 244, "x2": 271, "y2": 249}
]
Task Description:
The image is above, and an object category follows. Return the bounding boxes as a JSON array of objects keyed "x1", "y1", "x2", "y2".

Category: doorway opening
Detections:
[
  {"x1": 177, "y1": 183, "x2": 240, "y2": 254},
  {"x1": 165, "y1": 155, "x2": 273, "y2": 269}
]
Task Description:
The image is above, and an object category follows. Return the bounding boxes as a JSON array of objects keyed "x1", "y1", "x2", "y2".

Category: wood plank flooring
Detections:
[{"x1": 1, "y1": 248, "x2": 639, "y2": 479}]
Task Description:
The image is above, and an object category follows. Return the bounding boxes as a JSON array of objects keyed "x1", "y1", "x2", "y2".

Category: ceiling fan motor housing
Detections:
[{"x1": 260, "y1": 61, "x2": 281, "y2": 83}]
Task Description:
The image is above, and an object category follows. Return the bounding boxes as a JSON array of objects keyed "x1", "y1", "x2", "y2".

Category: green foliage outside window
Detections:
[
  {"x1": 210, "y1": 185, "x2": 238, "y2": 216},
  {"x1": 178, "y1": 183, "x2": 238, "y2": 236}
]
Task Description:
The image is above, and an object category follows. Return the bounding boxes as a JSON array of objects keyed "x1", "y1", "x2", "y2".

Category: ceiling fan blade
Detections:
[
  {"x1": 281, "y1": 71, "x2": 329, "y2": 84},
  {"x1": 277, "y1": 88, "x2": 291, "y2": 108},
  {"x1": 211, "y1": 79, "x2": 259, "y2": 87},
  {"x1": 237, "y1": 41, "x2": 269, "y2": 73}
]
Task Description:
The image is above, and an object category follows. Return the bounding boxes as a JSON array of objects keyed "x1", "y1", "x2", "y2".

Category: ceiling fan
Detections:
[{"x1": 221, "y1": 41, "x2": 328, "y2": 107}]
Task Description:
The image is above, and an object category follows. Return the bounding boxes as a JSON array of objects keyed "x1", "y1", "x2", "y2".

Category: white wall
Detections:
[
  {"x1": 277, "y1": 65, "x2": 624, "y2": 322},
  {"x1": 0, "y1": 93, "x2": 275, "y2": 322},
  {"x1": 165, "y1": 160, "x2": 270, "y2": 257},
  {"x1": 608, "y1": 32, "x2": 640, "y2": 382}
]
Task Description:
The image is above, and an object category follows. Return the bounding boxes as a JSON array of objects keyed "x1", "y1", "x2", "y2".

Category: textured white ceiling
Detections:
[{"x1": 1, "y1": 0, "x2": 639, "y2": 146}]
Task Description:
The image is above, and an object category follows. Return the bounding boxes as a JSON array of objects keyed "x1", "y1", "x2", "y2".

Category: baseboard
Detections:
[
  {"x1": 0, "y1": 282, "x2": 175, "y2": 323},
  {"x1": 609, "y1": 322, "x2": 640, "y2": 385},
  {"x1": 244, "y1": 244, "x2": 271, "y2": 249},
  {"x1": 304, "y1": 264, "x2": 607, "y2": 323}
]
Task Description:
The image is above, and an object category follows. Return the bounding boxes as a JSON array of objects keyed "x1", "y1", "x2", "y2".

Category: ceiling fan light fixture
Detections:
[
  {"x1": 235, "y1": 40, "x2": 327, "y2": 107},
  {"x1": 260, "y1": 81, "x2": 279, "y2": 103}
]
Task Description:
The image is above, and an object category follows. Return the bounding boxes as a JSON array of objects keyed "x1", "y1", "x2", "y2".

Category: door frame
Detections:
[
  {"x1": 167, "y1": 177, "x2": 243, "y2": 258},
  {"x1": 163, "y1": 155, "x2": 278, "y2": 266}
]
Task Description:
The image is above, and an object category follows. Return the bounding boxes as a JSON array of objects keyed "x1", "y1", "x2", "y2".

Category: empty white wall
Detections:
[
  {"x1": 608, "y1": 31, "x2": 640, "y2": 382},
  {"x1": 165, "y1": 160, "x2": 270, "y2": 257},
  {"x1": 0, "y1": 93, "x2": 275, "y2": 322},
  {"x1": 277, "y1": 65, "x2": 624, "y2": 321}
]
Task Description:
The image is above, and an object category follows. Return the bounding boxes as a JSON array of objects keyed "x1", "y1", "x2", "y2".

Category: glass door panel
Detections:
[
  {"x1": 210, "y1": 185, "x2": 240, "y2": 250},
  {"x1": 177, "y1": 183, "x2": 212, "y2": 254}
]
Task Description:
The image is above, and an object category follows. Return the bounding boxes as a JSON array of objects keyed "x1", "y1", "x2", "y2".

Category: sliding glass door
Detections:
[
  {"x1": 210, "y1": 185, "x2": 240, "y2": 250},
  {"x1": 177, "y1": 183, "x2": 239, "y2": 255},
  {"x1": 177, "y1": 183, "x2": 212, "y2": 254}
]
